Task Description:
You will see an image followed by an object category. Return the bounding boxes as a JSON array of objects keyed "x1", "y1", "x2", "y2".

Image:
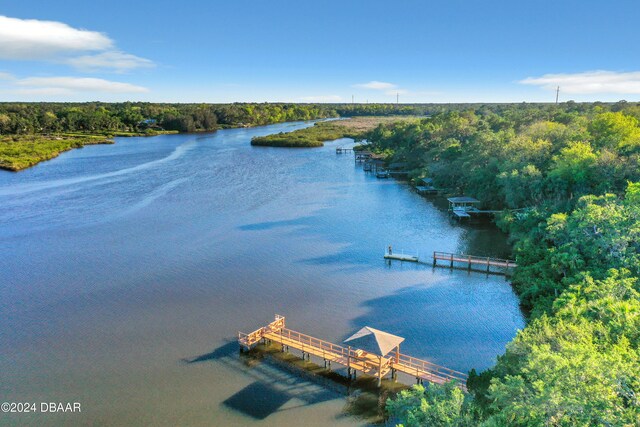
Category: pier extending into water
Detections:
[
  {"x1": 336, "y1": 147, "x2": 353, "y2": 154},
  {"x1": 239, "y1": 315, "x2": 468, "y2": 390},
  {"x1": 433, "y1": 251, "x2": 517, "y2": 272},
  {"x1": 383, "y1": 249, "x2": 516, "y2": 275}
]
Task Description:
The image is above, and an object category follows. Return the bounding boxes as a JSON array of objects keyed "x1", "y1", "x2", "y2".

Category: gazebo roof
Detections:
[{"x1": 343, "y1": 326, "x2": 405, "y2": 357}]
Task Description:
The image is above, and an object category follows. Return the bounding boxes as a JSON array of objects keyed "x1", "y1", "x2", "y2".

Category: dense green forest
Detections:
[
  {"x1": 0, "y1": 102, "x2": 342, "y2": 170},
  {"x1": 365, "y1": 102, "x2": 640, "y2": 425},
  {"x1": 0, "y1": 102, "x2": 432, "y2": 170},
  {"x1": 0, "y1": 102, "x2": 338, "y2": 134}
]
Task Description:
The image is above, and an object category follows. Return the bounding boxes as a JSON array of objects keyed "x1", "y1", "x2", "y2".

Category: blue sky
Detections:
[{"x1": 1, "y1": 0, "x2": 639, "y2": 103}]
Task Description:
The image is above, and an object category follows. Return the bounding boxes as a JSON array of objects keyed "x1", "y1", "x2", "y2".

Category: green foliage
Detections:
[
  {"x1": 486, "y1": 271, "x2": 640, "y2": 426},
  {"x1": 251, "y1": 121, "x2": 347, "y2": 147},
  {"x1": 386, "y1": 382, "x2": 474, "y2": 427},
  {"x1": 251, "y1": 116, "x2": 418, "y2": 148},
  {"x1": 0, "y1": 102, "x2": 338, "y2": 135},
  {"x1": 589, "y1": 112, "x2": 640, "y2": 151},
  {"x1": 0, "y1": 102, "x2": 340, "y2": 170},
  {"x1": 0, "y1": 134, "x2": 112, "y2": 171},
  {"x1": 365, "y1": 103, "x2": 640, "y2": 425}
]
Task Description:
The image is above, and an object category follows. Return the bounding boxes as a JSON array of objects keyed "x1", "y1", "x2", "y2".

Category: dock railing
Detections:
[
  {"x1": 433, "y1": 251, "x2": 517, "y2": 269},
  {"x1": 238, "y1": 314, "x2": 286, "y2": 348},
  {"x1": 396, "y1": 353, "x2": 468, "y2": 385},
  {"x1": 239, "y1": 315, "x2": 468, "y2": 390}
]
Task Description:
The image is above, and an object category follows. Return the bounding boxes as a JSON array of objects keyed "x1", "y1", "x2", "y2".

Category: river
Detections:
[{"x1": 0, "y1": 121, "x2": 524, "y2": 426}]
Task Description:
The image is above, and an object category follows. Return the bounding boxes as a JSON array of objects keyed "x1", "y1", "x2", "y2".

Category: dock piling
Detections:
[{"x1": 432, "y1": 251, "x2": 516, "y2": 275}]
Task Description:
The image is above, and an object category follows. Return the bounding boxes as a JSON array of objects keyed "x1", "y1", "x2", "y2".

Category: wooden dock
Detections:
[
  {"x1": 355, "y1": 151, "x2": 372, "y2": 163},
  {"x1": 384, "y1": 253, "x2": 419, "y2": 262},
  {"x1": 336, "y1": 147, "x2": 353, "y2": 154},
  {"x1": 433, "y1": 251, "x2": 517, "y2": 271},
  {"x1": 239, "y1": 315, "x2": 467, "y2": 390},
  {"x1": 384, "y1": 248, "x2": 419, "y2": 262},
  {"x1": 376, "y1": 169, "x2": 390, "y2": 178}
]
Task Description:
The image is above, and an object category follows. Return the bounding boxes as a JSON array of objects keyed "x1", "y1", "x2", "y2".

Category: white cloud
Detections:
[
  {"x1": 299, "y1": 95, "x2": 342, "y2": 102},
  {"x1": 0, "y1": 72, "x2": 15, "y2": 80},
  {"x1": 354, "y1": 81, "x2": 397, "y2": 90},
  {"x1": 0, "y1": 15, "x2": 112, "y2": 60},
  {"x1": 16, "y1": 77, "x2": 149, "y2": 93},
  {"x1": 519, "y1": 70, "x2": 640, "y2": 94},
  {"x1": 66, "y1": 51, "x2": 155, "y2": 73},
  {"x1": 0, "y1": 15, "x2": 153, "y2": 72}
]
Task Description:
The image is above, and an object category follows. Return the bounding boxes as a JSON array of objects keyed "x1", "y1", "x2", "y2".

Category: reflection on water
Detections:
[{"x1": 0, "y1": 123, "x2": 524, "y2": 426}]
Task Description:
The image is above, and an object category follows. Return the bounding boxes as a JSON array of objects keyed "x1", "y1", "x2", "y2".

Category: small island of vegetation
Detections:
[{"x1": 250, "y1": 116, "x2": 420, "y2": 147}]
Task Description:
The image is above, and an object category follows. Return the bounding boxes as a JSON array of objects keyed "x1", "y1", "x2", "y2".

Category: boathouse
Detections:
[
  {"x1": 416, "y1": 178, "x2": 438, "y2": 195},
  {"x1": 447, "y1": 196, "x2": 480, "y2": 219},
  {"x1": 376, "y1": 168, "x2": 390, "y2": 178}
]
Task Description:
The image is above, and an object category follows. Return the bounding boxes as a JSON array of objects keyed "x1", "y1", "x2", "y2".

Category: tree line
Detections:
[
  {"x1": 0, "y1": 102, "x2": 442, "y2": 136},
  {"x1": 0, "y1": 102, "x2": 340, "y2": 135},
  {"x1": 366, "y1": 102, "x2": 640, "y2": 426}
]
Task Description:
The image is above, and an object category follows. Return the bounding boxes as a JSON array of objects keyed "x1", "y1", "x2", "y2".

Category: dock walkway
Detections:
[
  {"x1": 384, "y1": 253, "x2": 419, "y2": 262},
  {"x1": 239, "y1": 315, "x2": 467, "y2": 390},
  {"x1": 433, "y1": 251, "x2": 517, "y2": 271},
  {"x1": 383, "y1": 250, "x2": 516, "y2": 275}
]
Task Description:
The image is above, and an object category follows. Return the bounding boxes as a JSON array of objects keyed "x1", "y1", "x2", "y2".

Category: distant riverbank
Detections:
[{"x1": 250, "y1": 116, "x2": 420, "y2": 148}]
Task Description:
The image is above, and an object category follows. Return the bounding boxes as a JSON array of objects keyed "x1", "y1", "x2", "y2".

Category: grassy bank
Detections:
[
  {"x1": 0, "y1": 130, "x2": 179, "y2": 172},
  {"x1": 0, "y1": 135, "x2": 113, "y2": 171},
  {"x1": 251, "y1": 116, "x2": 419, "y2": 147}
]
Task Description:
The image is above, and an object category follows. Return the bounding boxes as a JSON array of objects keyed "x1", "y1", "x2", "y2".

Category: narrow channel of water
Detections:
[{"x1": 0, "y1": 121, "x2": 524, "y2": 426}]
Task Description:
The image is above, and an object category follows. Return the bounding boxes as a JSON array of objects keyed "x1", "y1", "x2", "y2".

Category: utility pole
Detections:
[{"x1": 555, "y1": 86, "x2": 560, "y2": 104}]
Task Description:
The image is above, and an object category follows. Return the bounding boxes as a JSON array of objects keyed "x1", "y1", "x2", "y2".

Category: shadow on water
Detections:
[
  {"x1": 182, "y1": 340, "x2": 341, "y2": 420},
  {"x1": 223, "y1": 382, "x2": 292, "y2": 420},
  {"x1": 181, "y1": 340, "x2": 238, "y2": 364},
  {"x1": 183, "y1": 340, "x2": 394, "y2": 423}
]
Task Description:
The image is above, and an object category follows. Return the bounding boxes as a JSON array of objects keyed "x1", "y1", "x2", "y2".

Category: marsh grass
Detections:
[{"x1": 0, "y1": 130, "x2": 179, "y2": 171}]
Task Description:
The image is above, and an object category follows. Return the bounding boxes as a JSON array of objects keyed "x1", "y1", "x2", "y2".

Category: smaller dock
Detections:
[
  {"x1": 416, "y1": 186, "x2": 439, "y2": 195},
  {"x1": 433, "y1": 251, "x2": 517, "y2": 272},
  {"x1": 376, "y1": 169, "x2": 390, "y2": 178},
  {"x1": 384, "y1": 252, "x2": 419, "y2": 262},
  {"x1": 384, "y1": 249, "x2": 516, "y2": 275},
  {"x1": 448, "y1": 197, "x2": 500, "y2": 220},
  {"x1": 451, "y1": 209, "x2": 470, "y2": 219},
  {"x1": 355, "y1": 151, "x2": 372, "y2": 163},
  {"x1": 336, "y1": 147, "x2": 353, "y2": 154},
  {"x1": 416, "y1": 178, "x2": 439, "y2": 195}
]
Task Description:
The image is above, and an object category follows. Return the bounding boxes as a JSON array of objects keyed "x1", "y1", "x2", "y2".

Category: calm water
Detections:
[{"x1": 0, "y1": 121, "x2": 524, "y2": 426}]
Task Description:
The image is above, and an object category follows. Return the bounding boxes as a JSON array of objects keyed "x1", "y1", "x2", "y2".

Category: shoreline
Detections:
[
  {"x1": 0, "y1": 130, "x2": 181, "y2": 172},
  {"x1": 0, "y1": 119, "x2": 321, "y2": 172}
]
